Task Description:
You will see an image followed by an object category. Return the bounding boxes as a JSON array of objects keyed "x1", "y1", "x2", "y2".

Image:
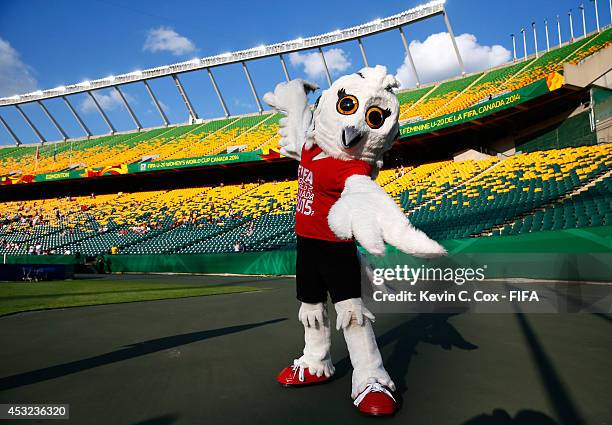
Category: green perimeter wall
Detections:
[
  {"x1": 4, "y1": 227, "x2": 610, "y2": 280},
  {"x1": 100, "y1": 226, "x2": 612, "y2": 281}
]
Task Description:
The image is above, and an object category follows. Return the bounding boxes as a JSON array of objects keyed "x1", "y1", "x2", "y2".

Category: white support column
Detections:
[
  {"x1": 114, "y1": 86, "x2": 142, "y2": 130},
  {"x1": 62, "y1": 96, "x2": 92, "y2": 137},
  {"x1": 86, "y1": 91, "x2": 116, "y2": 134},
  {"x1": 511, "y1": 34, "x2": 517, "y2": 61},
  {"x1": 580, "y1": 4, "x2": 587, "y2": 37},
  {"x1": 207, "y1": 68, "x2": 230, "y2": 118},
  {"x1": 241, "y1": 61, "x2": 263, "y2": 113},
  {"x1": 15, "y1": 104, "x2": 46, "y2": 143},
  {"x1": 569, "y1": 10, "x2": 575, "y2": 41},
  {"x1": 172, "y1": 74, "x2": 198, "y2": 122},
  {"x1": 357, "y1": 38, "x2": 369, "y2": 67},
  {"x1": 557, "y1": 15, "x2": 563, "y2": 46},
  {"x1": 279, "y1": 54, "x2": 291, "y2": 82},
  {"x1": 532, "y1": 22, "x2": 539, "y2": 58},
  {"x1": 143, "y1": 80, "x2": 169, "y2": 126},
  {"x1": 544, "y1": 20, "x2": 551, "y2": 52},
  {"x1": 38, "y1": 100, "x2": 68, "y2": 140},
  {"x1": 521, "y1": 28, "x2": 528, "y2": 60},
  {"x1": 594, "y1": 0, "x2": 601, "y2": 32},
  {"x1": 443, "y1": 7, "x2": 465, "y2": 75},
  {"x1": 609, "y1": 0, "x2": 612, "y2": 26},
  {"x1": 0, "y1": 114, "x2": 22, "y2": 146},
  {"x1": 398, "y1": 27, "x2": 420, "y2": 87},
  {"x1": 318, "y1": 47, "x2": 332, "y2": 87}
]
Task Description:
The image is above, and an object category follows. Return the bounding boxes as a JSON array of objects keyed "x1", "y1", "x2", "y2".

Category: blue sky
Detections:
[{"x1": 0, "y1": 0, "x2": 608, "y2": 146}]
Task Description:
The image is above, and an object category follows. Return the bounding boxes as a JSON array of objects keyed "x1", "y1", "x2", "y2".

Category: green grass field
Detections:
[{"x1": 0, "y1": 278, "x2": 263, "y2": 316}]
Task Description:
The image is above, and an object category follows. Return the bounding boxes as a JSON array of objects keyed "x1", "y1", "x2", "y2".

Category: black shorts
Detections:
[{"x1": 296, "y1": 235, "x2": 362, "y2": 304}]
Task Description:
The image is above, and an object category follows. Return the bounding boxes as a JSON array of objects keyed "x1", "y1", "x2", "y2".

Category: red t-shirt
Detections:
[{"x1": 295, "y1": 145, "x2": 373, "y2": 242}]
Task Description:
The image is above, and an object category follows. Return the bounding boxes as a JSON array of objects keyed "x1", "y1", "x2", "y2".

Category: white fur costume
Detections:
[{"x1": 264, "y1": 66, "x2": 445, "y2": 400}]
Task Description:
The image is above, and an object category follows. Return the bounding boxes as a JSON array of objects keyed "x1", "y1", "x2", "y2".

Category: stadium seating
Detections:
[
  {"x1": 1, "y1": 28, "x2": 609, "y2": 177},
  {"x1": 2, "y1": 143, "x2": 609, "y2": 256}
]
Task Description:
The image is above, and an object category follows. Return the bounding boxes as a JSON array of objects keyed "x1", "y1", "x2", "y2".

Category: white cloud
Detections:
[
  {"x1": 80, "y1": 90, "x2": 135, "y2": 113},
  {"x1": 143, "y1": 27, "x2": 197, "y2": 56},
  {"x1": 289, "y1": 48, "x2": 351, "y2": 80},
  {"x1": 395, "y1": 32, "x2": 511, "y2": 88},
  {"x1": 0, "y1": 37, "x2": 37, "y2": 97}
]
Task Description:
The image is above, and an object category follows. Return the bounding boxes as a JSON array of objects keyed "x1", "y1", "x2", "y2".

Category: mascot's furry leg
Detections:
[
  {"x1": 335, "y1": 298, "x2": 397, "y2": 416},
  {"x1": 277, "y1": 302, "x2": 335, "y2": 386}
]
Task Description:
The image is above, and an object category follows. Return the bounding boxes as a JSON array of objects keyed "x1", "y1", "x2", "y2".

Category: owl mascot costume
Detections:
[{"x1": 263, "y1": 66, "x2": 445, "y2": 416}]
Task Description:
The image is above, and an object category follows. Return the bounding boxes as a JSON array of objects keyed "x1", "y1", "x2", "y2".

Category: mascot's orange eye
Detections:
[
  {"x1": 336, "y1": 94, "x2": 359, "y2": 115},
  {"x1": 365, "y1": 106, "x2": 389, "y2": 129}
]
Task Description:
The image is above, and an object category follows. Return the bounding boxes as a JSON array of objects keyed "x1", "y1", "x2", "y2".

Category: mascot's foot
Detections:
[
  {"x1": 353, "y1": 383, "x2": 397, "y2": 416},
  {"x1": 277, "y1": 364, "x2": 332, "y2": 387}
]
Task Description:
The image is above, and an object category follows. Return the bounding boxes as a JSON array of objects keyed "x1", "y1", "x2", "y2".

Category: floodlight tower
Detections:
[
  {"x1": 521, "y1": 28, "x2": 528, "y2": 60},
  {"x1": 532, "y1": 22, "x2": 539, "y2": 58},
  {"x1": 580, "y1": 3, "x2": 587, "y2": 37},
  {"x1": 557, "y1": 15, "x2": 563, "y2": 46},
  {"x1": 544, "y1": 19, "x2": 551, "y2": 51},
  {"x1": 569, "y1": 9, "x2": 575, "y2": 41},
  {"x1": 511, "y1": 34, "x2": 517, "y2": 61},
  {"x1": 592, "y1": 0, "x2": 601, "y2": 32}
]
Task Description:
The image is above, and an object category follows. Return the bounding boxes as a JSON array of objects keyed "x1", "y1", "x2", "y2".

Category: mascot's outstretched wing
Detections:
[
  {"x1": 263, "y1": 79, "x2": 318, "y2": 161},
  {"x1": 328, "y1": 175, "x2": 447, "y2": 258}
]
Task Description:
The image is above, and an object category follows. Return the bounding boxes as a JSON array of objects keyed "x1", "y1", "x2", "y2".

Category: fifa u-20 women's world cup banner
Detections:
[{"x1": 399, "y1": 74, "x2": 564, "y2": 138}]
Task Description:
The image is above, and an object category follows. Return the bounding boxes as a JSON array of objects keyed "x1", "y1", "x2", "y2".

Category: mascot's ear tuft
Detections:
[{"x1": 383, "y1": 74, "x2": 400, "y2": 91}]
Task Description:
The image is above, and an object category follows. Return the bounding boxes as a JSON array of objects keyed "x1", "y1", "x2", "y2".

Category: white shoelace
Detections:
[
  {"x1": 353, "y1": 382, "x2": 396, "y2": 407},
  {"x1": 291, "y1": 363, "x2": 305, "y2": 382}
]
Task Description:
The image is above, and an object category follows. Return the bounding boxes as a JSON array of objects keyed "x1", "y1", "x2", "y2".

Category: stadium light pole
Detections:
[
  {"x1": 521, "y1": 28, "x2": 528, "y2": 60},
  {"x1": 0, "y1": 114, "x2": 22, "y2": 146},
  {"x1": 544, "y1": 20, "x2": 551, "y2": 52},
  {"x1": 511, "y1": 34, "x2": 517, "y2": 61},
  {"x1": 442, "y1": 7, "x2": 466, "y2": 75},
  {"x1": 241, "y1": 61, "x2": 263, "y2": 114},
  {"x1": 357, "y1": 38, "x2": 369, "y2": 67},
  {"x1": 114, "y1": 87, "x2": 142, "y2": 130},
  {"x1": 557, "y1": 15, "x2": 563, "y2": 46},
  {"x1": 592, "y1": 0, "x2": 601, "y2": 32},
  {"x1": 580, "y1": 3, "x2": 587, "y2": 37},
  {"x1": 609, "y1": 0, "x2": 612, "y2": 26},
  {"x1": 86, "y1": 91, "x2": 116, "y2": 134},
  {"x1": 172, "y1": 74, "x2": 199, "y2": 122},
  {"x1": 62, "y1": 96, "x2": 92, "y2": 138},
  {"x1": 143, "y1": 80, "x2": 169, "y2": 127},
  {"x1": 532, "y1": 22, "x2": 539, "y2": 58},
  {"x1": 318, "y1": 47, "x2": 333, "y2": 87},
  {"x1": 279, "y1": 54, "x2": 291, "y2": 82},
  {"x1": 398, "y1": 27, "x2": 421, "y2": 87},
  {"x1": 207, "y1": 68, "x2": 230, "y2": 118},
  {"x1": 569, "y1": 10, "x2": 575, "y2": 41},
  {"x1": 15, "y1": 104, "x2": 46, "y2": 144},
  {"x1": 38, "y1": 100, "x2": 68, "y2": 141}
]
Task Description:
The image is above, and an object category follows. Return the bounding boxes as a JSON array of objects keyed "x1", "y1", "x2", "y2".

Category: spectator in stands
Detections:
[{"x1": 110, "y1": 245, "x2": 119, "y2": 255}]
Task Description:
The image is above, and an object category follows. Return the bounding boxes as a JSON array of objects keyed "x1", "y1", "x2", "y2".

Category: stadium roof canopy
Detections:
[{"x1": 0, "y1": 0, "x2": 468, "y2": 146}]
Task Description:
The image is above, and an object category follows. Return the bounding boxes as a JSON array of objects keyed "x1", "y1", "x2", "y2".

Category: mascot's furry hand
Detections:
[
  {"x1": 329, "y1": 174, "x2": 446, "y2": 257},
  {"x1": 263, "y1": 79, "x2": 318, "y2": 161}
]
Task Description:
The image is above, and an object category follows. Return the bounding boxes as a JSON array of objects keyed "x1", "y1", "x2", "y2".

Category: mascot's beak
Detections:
[{"x1": 341, "y1": 126, "x2": 364, "y2": 149}]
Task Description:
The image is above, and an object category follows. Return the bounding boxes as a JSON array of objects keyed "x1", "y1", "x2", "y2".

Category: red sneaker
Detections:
[
  {"x1": 353, "y1": 383, "x2": 397, "y2": 416},
  {"x1": 277, "y1": 364, "x2": 332, "y2": 387}
]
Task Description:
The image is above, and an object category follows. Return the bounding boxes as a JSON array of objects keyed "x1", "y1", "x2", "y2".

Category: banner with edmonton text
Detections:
[
  {"x1": 0, "y1": 149, "x2": 281, "y2": 186},
  {"x1": 399, "y1": 73, "x2": 564, "y2": 138}
]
